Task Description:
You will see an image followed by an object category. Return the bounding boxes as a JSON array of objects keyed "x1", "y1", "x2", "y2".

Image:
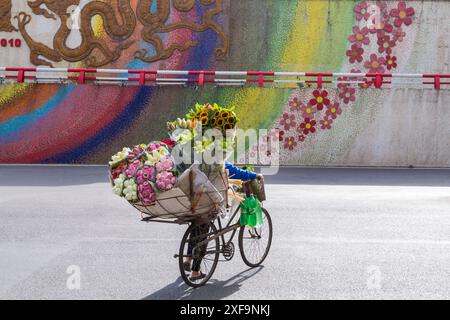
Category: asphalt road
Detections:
[{"x1": 1, "y1": 165, "x2": 450, "y2": 300}]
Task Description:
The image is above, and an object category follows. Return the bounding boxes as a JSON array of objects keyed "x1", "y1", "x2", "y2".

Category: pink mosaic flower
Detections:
[
  {"x1": 346, "y1": 43, "x2": 364, "y2": 64},
  {"x1": 390, "y1": 1, "x2": 415, "y2": 27},
  {"x1": 376, "y1": 1, "x2": 389, "y2": 15},
  {"x1": 309, "y1": 90, "x2": 330, "y2": 111},
  {"x1": 377, "y1": 34, "x2": 396, "y2": 55},
  {"x1": 279, "y1": 112, "x2": 297, "y2": 131},
  {"x1": 156, "y1": 157, "x2": 174, "y2": 172},
  {"x1": 351, "y1": 69, "x2": 373, "y2": 89},
  {"x1": 298, "y1": 118, "x2": 317, "y2": 135},
  {"x1": 364, "y1": 54, "x2": 386, "y2": 73},
  {"x1": 156, "y1": 171, "x2": 176, "y2": 191},
  {"x1": 369, "y1": 17, "x2": 394, "y2": 36},
  {"x1": 300, "y1": 103, "x2": 318, "y2": 119},
  {"x1": 125, "y1": 160, "x2": 141, "y2": 178},
  {"x1": 284, "y1": 137, "x2": 297, "y2": 151},
  {"x1": 289, "y1": 97, "x2": 303, "y2": 112},
  {"x1": 138, "y1": 181, "x2": 156, "y2": 206},
  {"x1": 339, "y1": 86, "x2": 356, "y2": 104},
  {"x1": 337, "y1": 76, "x2": 350, "y2": 89},
  {"x1": 325, "y1": 102, "x2": 343, "y2": 120},
  {"x1": 392, "y1": 27, "x2": 406, "y2": 42},
  {"x1": 136, "y1": 165, "x2": 156, "y2": 184},
  {"x1": 385, "y1": 55, "x2": 398, "y2": 70},
  {"x1": 298, "y1": 134, "x2": 306, "y2": 143},
  {"x1": 354, "y1": 1, "x2": 370, "y2": 21},
  {"x1": 319, "y1": 117, "x2": 333, "y2": 130},
  {"x1": 348, "y1": 26, "x2": 370, "y2": 46}
]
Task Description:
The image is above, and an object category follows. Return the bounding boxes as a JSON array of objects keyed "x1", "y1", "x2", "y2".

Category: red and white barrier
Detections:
[{"x1": 0, "y1": 67, "x2": 449, "y2": 89}]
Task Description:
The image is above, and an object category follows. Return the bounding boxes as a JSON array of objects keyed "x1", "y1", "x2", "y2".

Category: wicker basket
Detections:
[{"x1": 131, "y1": 164, "x2": 228, "y2": 224}]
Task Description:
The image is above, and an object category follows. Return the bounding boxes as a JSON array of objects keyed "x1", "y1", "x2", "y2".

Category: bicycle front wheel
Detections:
[
  {"x1": 238, "y1": 208, "x2": 273, "y2": 267},
  {"x1": 178, "y1": 221, "x2": 220, "y2": 288}
]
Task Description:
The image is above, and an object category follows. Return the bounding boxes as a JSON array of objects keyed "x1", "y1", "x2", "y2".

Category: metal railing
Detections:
[{"x1": 0, "y1": 67, "x2": 449, "y2": 89}]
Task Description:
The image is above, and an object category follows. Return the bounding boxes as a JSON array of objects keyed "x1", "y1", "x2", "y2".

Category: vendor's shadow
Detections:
[{"x1": 142, "y1": 266, "x2": 264, "y2": 300}]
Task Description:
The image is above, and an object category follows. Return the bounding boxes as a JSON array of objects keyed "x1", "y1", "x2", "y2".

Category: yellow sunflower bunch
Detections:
[{"x1": 187, "y1": 103, "x2": 239, "y2": 133}]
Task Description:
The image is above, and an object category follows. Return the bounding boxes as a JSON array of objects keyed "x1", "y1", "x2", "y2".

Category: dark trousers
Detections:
[{"x1": 187, "y1": 223, "x2": 210, "y2": 272}]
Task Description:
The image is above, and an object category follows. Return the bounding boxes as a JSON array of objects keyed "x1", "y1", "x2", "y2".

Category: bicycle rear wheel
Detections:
[
  {"x1": 178, "y1": 221, "x2": 220, "y2": 288},
  {"x1": 238, "y1": 208, "x2": 272, "y2": 267}
]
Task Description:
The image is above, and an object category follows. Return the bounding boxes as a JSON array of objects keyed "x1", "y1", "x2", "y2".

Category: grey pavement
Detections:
[{"x1": 0, "y1": 165, "x2": 450, "y2": 300}]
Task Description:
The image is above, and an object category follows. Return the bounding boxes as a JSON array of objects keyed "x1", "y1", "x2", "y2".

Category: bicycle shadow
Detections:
[{"x1": 142, "y1": 266, "x2": 264, "y2": 300}]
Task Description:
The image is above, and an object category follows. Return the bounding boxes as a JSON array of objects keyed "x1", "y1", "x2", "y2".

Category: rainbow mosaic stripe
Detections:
[{"x1": 0, "y1": 1, "x2": 357, "y2": 163}]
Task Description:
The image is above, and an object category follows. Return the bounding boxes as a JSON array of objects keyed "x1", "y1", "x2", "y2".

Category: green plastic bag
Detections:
[{"x1": 239, "y1": 195, "x2": 263, "y2": 227}]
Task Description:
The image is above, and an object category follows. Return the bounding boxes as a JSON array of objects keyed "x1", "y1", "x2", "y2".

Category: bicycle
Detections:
[{"x1": 175, "y1": 181, "x2": 273, "y2": 288}]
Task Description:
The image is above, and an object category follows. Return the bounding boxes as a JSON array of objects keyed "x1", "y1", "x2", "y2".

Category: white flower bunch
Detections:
[
  {"x1": 123, "y1": 178, "x2": 138, "y2": 202},
  {"x1": 112, "y1": 173, "x2": 126, "y2": 196}
]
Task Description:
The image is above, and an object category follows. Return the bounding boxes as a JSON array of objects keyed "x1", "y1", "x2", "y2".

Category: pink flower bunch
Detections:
[
  {"x1": 147, "y1": 143, "x2": 162, "y2": 152},
  {"x1": 156, "y1": 171, "x2": 176, "y2": 191},
  {"x1": 138, "y1": 181, "x2": 156, "y2": 205},
  {"x1": 125, "y1": 160, "x2": 141, "y2": 178},
  {"x1": 136, "y1": 165, "x2": 156, "y2": 184},
  {"x1": 156, "y1": 157, "x2": 174, "y2": 172},
  {"x1": 128, "y1": 146, "x2": 145, "y2": 161}
]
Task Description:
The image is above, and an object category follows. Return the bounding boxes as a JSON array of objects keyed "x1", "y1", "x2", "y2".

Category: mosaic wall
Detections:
[{"x1": 0, "y1": 1, "x2": 449, "y2": 166}]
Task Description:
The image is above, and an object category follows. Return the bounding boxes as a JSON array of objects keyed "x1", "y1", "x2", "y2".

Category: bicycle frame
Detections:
[{"x1": 193, "y1": 204, "x2": 242, "y2": 252}]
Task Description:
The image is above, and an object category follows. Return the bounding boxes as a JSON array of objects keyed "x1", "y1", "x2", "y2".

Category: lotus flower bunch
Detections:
[
  {"x1": 125, "y1": 160, "x2": 141, "y2": 178},
  {"x1": 156, "y1": 171, "x2": 177, "y2": 191},
  {"x1": 138, "y1": 181, "x2": 156, "y2": 205},
  {"x1": 156, "y1": 157, "x2": 174, "y2": 172}
]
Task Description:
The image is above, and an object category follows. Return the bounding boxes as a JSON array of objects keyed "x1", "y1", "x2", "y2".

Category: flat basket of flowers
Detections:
[{"x1": 109, "y1": 103, "x2": 238, "y2": 224}]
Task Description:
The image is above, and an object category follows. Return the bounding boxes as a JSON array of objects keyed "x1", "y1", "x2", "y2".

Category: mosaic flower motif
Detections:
[
  {"x1": 319, "y1": 117, "x2": 333, "y2": 130},
  {"x1": 339, "y1": 86, "x2": 356, "y2": 104},
  {"x1": 348, "y1": 26, "x2": 370, "y2": 46},
  {"x1": 370, "y1": 17, "x2": 394, "y2": 36},
  {"x1": 392, "y1": 27, "x2": 406, "y2": 42},
  {"x1": 300, "y1": 103, "x2": 318, "y2": 119},
  {"x1": 279, "y1": 112, "x2": 297, "y2": 131},
  {"x1": 325, "y1": 102, "x2": 343, "y2": 120},
  {"x1": 385, "y1": 55, "x2": 398, "y2": 70},
  {"x1": 276, "y1": 129, "x2": 285, "y2": 142},
  {"x1": 289, "y1": 97, "x2": 303, "y2": 112},
  {"x1": 376, "y1": 1, "x2": 389, "y2": 15},
  {"x1": 298, "y1": 135, "x2": 306, "y2": 143},
  {"x1": 284, "y1": 137, "x2": 297, "y2": 151},
  {"x1": 346, "y1": 43, "x2": 364, "y2": 64},
  {"x1": 298, "y1": 118, "x2": 317, "y2": 135},
  {"x1": 354, "y1": 1, "x2": 370, "y2": 21},
  {"x1": 309, "y1": 90, "x2": 330, "y2": 111},
  {"x1": 359, "y1": 78, "x2": 374, "y2": 89},
  {"x1": 351, "y1": 69, "x2": 373, "y2": 89},
  {"x1": 377, "y1": 34, "x2": 396, "y2": 55},
  {"x1": 364, "y1": 54, "x2": 386, "y2": 73},
  {"x1": 337, "y1": 76, "x2": 350, "y2": 89},
  {"x1": 390, "y1": 1, "x2": 415, "y2": 27}
]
